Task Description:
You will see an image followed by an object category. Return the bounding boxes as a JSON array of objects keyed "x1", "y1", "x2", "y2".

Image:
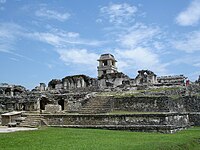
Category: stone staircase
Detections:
[
  {"x1": 20, "y1": 115, "x2": 47, "y2": 127},
  {"x1": 79, "y1": 96, "x2": 112, "y2": 114}
]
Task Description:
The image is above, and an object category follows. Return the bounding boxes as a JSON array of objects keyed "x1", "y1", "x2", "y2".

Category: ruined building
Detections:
[
  {"x1": 0, "y1": 53, "x2": 200, "y2": 133},
  {"x1": 134, "y1": 70, "x2": 157, "y2": 86},
  {"x1": 0, "y1": 53, "x2": 190, "y2": 113},
  {"x1": 97, "y1": 53, "x2": 118, "y2": 77}
]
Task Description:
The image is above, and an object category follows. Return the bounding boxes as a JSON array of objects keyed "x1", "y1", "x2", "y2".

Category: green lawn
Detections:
[{"x1": 0, "y1": 127, "x2": 200, "y2": 150}]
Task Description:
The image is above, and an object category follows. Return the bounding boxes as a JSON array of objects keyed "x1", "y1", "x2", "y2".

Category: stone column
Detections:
[
  {"x1": 10, "y1": 88, "x2": 14, "y2": 97},
  {"x1": 99, "y1": 61, "x2": 103, "y2": 67}
]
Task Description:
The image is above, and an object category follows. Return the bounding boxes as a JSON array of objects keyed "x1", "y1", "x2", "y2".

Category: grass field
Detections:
[{"x1": 0, "y1": 127, "x2": 200, "y2": 150}]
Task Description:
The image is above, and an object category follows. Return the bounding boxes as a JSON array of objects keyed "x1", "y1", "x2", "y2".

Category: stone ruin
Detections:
[
  {"x1": 157, "y1": 75, "x2": 186, "y2": 86},
  {"x1": 0, "y1": 53, "x2": 200, "y2": 133},
  {"x1": 31, "y1": 54, "x2": 190, "y2": 92},
  {"x1": 195, "y1": 75, "x2": 200, "y2": 85},
  {"x1": 0, "y1": 83, "x2": 26, "y2": 97}
]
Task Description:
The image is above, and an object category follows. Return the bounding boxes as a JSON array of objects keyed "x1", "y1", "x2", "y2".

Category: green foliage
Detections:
[
  {"x1": 97, "y1": 87, "x2": 184, "y2": 99},
  {"x1": 0, "y1": 127, "x2": 200, "y2": 150},
  {"x1": 109, "y1": 111, "x2": 163, "y2": 114}
]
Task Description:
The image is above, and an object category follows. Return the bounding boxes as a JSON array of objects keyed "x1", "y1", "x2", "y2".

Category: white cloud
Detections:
[
  {"x1": 118, "y1": 24, "x2": 161, "y2": 48},
  {"x1": 9, "y1": 57, "x2": 19, "y2": 62},
  {"x1": 100, "y1": 3, "x2": 137, "y2": 24},
  {"x1": 31, "y1": 29, "x2": 104, "y2": 48},
  {"x1": 100, "y1": 22, "x2": 167, "y2": 75},
  {"x1": 172, "y1": 30, "x2": 200, "y2": 53},
  {"x1": 35, "y1": 8, "x2": 70, "y2": 22},
  {"x1": 115, "y1": 47, "x2": 167, "y2": 75},
  {"x1": 0, "y1": 23, "x2": 23, "y2": 53},
  {"x1": 57, "y1": 49, "x2": 99, "y2": 66},
  {"x1": 0, "y1": 23, "x2": 35, "y2": 61},
  {"x1": 176, "y1": 0, "x2": 200, "y2": 26},
  {"x1": 32, "y1": 32, "x2": 62, "y2": 47},
  {"x1": 67, "y1": 32, "x2": 80, "y2": 38}
]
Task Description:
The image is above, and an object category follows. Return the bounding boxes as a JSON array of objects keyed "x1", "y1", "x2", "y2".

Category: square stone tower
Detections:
[{"x1": 97, "y1": 54, "x2": 118, "y2": 78}]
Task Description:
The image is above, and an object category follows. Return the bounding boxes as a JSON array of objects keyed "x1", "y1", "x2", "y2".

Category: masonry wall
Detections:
[
  {"x1": 182, "y1": 96, "x2": 200, "y2": 112},
  {"x1": 113, "y1": 96, "x2": 186, "y2": 112},
  {"x1": 42, "y1": 113, "x2": 189, "y2": 133},
  {"x1": 182, "y1": 96, "x2": 200, "y2": 126}
]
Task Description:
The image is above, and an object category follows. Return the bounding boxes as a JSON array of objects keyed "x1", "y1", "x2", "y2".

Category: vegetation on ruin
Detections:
[
  {"x1": 108, "y1": 111, "x2": 165, "y2": 114},
  {"x1": 96, "y1": 86, "x2": 185, "y2": 99},
  {"x1": 0, "y1": 127, "x2": 200, "y2": 150}
]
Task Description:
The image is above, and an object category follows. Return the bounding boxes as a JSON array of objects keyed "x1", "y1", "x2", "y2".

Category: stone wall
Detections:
[
  {"x1": 42, "y1": 113, "x2": 190, "y2": 133},
  {"x1": 98, "y1": 72, "x2": 130, "y2": 88},
  {"x1": 134, "y1": 70, "x2": 157, "y2": 85},
  {"x1": 157, "y1": 75, "x2": 186, "y2": 86},
  {"x1": 0, "y1": 95, "x2": 38, "y2": 111},
  {"x1": 182, "y1": 96, "x2": 200, "y2": 112},
  {"x1": 62, "y1": 75, "x2": 98, "y2": 90},
  {"x1": 44, "y1": 104, "x2": 62, "y2": 114},
  {"x1": 181, "y1": 96, "x2": 200, "y2": 126},
  {"x1": 189, "y1": 113, "x2": 200, "y2": 126},
  {"x1": 113, "y1": 96, "x2": 185, "y2": 112}
]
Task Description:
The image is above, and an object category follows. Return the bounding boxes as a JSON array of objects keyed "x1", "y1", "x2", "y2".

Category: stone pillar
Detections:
[
  {"x1": 99, "y1": 61, "x2": 103, "y2": 67},
  {"x1": 40, "y1": 83, "x2": 46, "y2": 91},
  {"x1": 108, "y1": 60, "x2": 112, "y2": 66},
  {"x1": 10, "y1": 88, "x2": 14, "y2": 97}
]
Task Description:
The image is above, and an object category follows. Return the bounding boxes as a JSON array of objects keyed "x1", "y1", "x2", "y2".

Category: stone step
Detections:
[
  {"x1": 81, "y1": 107, "x2": 110, "y2": 110},
  {"x1": 19, "y1": 115, "x2": 43, "y2": 127},
  {"x1": 80, "y1": 96, "x2": 112, "y2": 114}
]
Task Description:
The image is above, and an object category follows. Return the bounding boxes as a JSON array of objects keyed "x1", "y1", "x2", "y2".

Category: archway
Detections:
[
  {"x1": 40, "y1": 97, "x2": 50, "y2": 110},
  {"x1": 0, "y1": 89, "x2": 3, "y2": 95},
  {"x1": 5, "y1": 88, "x2": 11, "y2": 95},
  {"x1": 58, "y1": 99, "x2": 64, "y2": 110},
  {"x1": 13, "y1": 88, "x2": 23, "y2": 96}
]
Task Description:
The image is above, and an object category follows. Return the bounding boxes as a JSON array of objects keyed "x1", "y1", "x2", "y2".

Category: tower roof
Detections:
[{"x1": 97, "y1": 53, "x2": 117, "y2": 62}]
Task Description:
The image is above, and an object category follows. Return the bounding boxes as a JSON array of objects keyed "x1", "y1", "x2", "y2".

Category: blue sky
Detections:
[{"x1": 0, "y1": 0, "x2": 200, "y2": 89}]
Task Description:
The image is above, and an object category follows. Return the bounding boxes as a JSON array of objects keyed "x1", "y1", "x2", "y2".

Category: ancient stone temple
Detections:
[
  {"x1": 97, "y1": 54, "x2": 118, "y2": 78},
  {"x1": 0, "y1": 53, "x2": 200, "y2": 133}
]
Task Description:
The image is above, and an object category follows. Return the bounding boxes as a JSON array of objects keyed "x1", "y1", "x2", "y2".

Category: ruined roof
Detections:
[
  {"x1": 98, "y1": 72, "x2": 129, "y2": 80},
  {"x1": 48, "y1": 79, "x2": 62, "y2": 86},
  {"x1": 97, "y1": 53, "x2": 117, "y2": 62},
  {"x1": 62, "y1": 74, "x2": 92, "y2": 80},
  {"x1": 157, "y1": 75, "x2": 187, "y2": 80},
  {"x1": 138, "y1": 70, "x2": 156, "y2": 76}
]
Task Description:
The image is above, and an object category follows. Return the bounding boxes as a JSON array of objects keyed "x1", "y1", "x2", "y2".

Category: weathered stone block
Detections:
[{"x1": 44, "y1": 104, "x2": 61, "y2": 114}]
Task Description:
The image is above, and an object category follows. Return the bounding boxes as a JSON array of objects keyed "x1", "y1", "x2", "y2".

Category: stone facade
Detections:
[
  {"x1": 134, "y1": 70, "x2": 157, "y2": 85},
  {"x1": 113, "y1": 96, "x2": 186, "y2": 112},
  {"x1": 42, "y1": 113, "x2": 190, "y2": 133},
  {"x1": 157, "y1": 75, "x2": 186, "y2": 86},
  {"x1": 98, "y1": 72, "x2": 130, "y2": 88},
  {"x1": 44, "y1": 104, "x2": 62, "y2": 114},
  {"x1": 0, "y1": 83, "x2": 26, "y2": 97},
  {"x1": 62, "y1": 75, "x2": 97, "y2": 90},
  {"x1": 97, "y1": 54, "x2": 117, "y2": 78}
]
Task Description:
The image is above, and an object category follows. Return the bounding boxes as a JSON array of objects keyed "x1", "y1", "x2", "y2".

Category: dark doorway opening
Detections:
[
  {"x1": 40, "y1": 97, "x2": 50, "y2": 110},
  {"x1": 58, "y1": 99, "x2": 64, "y2": 110},
  {"x1": 5, "y1": 88, "x2": 11, "y2": 95},
  {"x1": 13, "y1": 89, "x2": 22, "y2": 96}
]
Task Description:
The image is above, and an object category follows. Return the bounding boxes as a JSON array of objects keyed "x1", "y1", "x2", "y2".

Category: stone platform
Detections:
[{"x1": 41, "y1": 112, "x2": 190, "y2": 133}]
